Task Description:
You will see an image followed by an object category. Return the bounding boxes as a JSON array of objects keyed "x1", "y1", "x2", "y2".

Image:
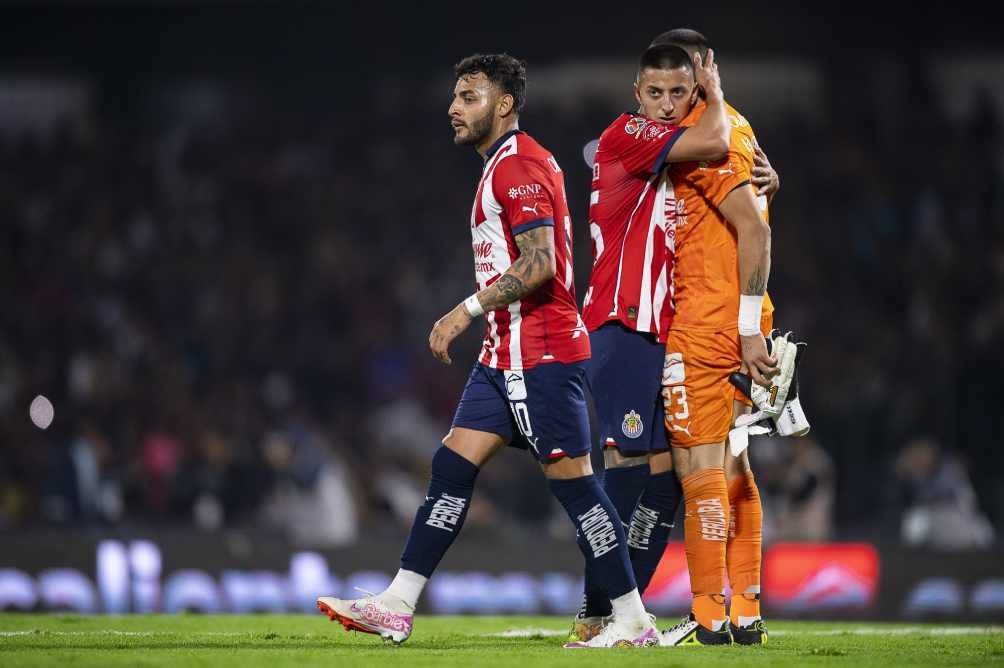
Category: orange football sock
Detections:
[
  {"x1": 727, "y1": 471, "x2": 763, "y2": 625},
  {"x1": 682, "y1": 467, "x2": 729, "y2": 630}
]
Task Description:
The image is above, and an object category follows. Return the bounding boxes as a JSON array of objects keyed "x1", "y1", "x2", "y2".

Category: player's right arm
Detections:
[
  {"x1": 609, "y1": 51, "x2": 728, "y2": 178},
  {"x1": 663, "y1": 49, "x2": 730, "y2": 163}
]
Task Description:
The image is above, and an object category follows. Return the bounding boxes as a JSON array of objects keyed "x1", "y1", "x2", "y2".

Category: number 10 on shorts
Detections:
[
  {"x1": 504, "y1": 370, "x2": 534, "y2": 438},
  {"x1": 511, "y1": 401, "x2": 534, "y2": 438}
]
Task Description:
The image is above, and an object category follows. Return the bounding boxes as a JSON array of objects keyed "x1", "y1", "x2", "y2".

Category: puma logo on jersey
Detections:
[
  {"x1": 521, "y1": 203, "x2": 541, "y2": 214},
  {"x1": 671, "y1": 422, "x2": 693, "y2": 438}
]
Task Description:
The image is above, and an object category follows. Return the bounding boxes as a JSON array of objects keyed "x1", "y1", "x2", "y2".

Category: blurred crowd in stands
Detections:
[{"x1": 0, "y1": 58, "x2": 1000, "y2": 550}]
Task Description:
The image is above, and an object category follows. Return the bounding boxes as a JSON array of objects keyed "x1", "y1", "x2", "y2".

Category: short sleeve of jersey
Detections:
[
  {"x1": 606, "y1": 115, "x2": 685, "y2": 177},
  {"x1": 685, "y1": 128, "x2": 756, "y2": 207},
  {"x1": 492, "y1": 156, "x2": 556, "y2": 235}
]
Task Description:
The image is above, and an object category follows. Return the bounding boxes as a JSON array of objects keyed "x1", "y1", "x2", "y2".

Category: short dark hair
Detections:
[
  {"x1": 650, "y1": 28, "x2": 710, "y2": 60},
  {"x1": 453, "y1": 53, "x2": 527, "y2": 112},
  {"x1": 638, "y1": 44, "x2": 694, "y2": 75}
]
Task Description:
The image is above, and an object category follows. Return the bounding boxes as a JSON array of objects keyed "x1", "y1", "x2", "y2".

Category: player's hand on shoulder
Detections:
[
  {"x1": 429, "y1": 304, "x2": 473, "y2": 365},
  {"x1": 752, "y1": 145, "x2": 780, "y2": 198},
  {"x1": 693, "y1": 48, "x2": 722, "y2": 102},
  {"x1": 739, "y1": 332, "x2": 777, "y2": 387}
]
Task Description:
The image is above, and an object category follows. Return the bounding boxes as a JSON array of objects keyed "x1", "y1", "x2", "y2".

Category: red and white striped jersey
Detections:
[
  {"x1": 470, "y1": 130, "x2": 590, "y2": 370},
  {"x1": 582, "y1": 113, "x2": 685, "y2": 342}
]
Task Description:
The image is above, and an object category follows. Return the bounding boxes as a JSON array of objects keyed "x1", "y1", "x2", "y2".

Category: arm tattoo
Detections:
[
  {"x1": 477, "y1": 226, "x2": 556, "y2": 312},
  {"x1": 745, "y1": 264, "x2": 767, "y2": 295},
  {"x1": 494, "y1": 274, "x2": 526, "y2": 304},
  {"x1": 514, "y1": 225, "x2": 556, "y2": 281}
]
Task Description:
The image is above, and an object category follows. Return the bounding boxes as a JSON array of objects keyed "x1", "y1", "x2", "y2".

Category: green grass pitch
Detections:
[{"x1": 1, "y1": 614, "x2": 1001, "y2": 667}]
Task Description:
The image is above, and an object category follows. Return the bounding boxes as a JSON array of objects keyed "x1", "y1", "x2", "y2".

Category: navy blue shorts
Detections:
[
  {"x1": 587, "y1": 322, "x2": 669, "y2": 454},
  {"x1": 451, "y1": 361, "x2": 591, "y2": 463}
]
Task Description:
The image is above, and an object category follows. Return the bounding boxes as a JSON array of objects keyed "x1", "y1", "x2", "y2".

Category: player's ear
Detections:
[
  {"x1": 633, "y1": 81, "x2": 642, "y2": 107},
  {"x1": 498, "y1": 93, "x2": 515, "y2": 118}
]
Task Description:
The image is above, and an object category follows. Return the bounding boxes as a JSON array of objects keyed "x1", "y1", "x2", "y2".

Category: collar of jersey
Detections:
[{"x1": 484, "y1": 129, "x2": 523, "y2": 160}]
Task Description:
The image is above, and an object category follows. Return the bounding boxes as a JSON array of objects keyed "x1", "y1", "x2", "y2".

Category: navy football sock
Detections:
[
  {"x1": 628, "y1": 470, "x2": 683, "y2": 594},
  {"x1": 581, "y1": 462, "x2": 650, "y2": 617},
  {"x1": 550, "y1": 474, "x2": 637, "y2": 610},
  {"x1": 400, "y1": 447, "x2": 479, "y2": 578},
  {"x1": 605, "y1": 462, "x2": 651, "y2": 532}
]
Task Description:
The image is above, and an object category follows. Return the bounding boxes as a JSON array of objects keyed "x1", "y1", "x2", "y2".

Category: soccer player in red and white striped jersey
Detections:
[
  {"x1": 466, "y1": 126, "x2": 589, "y2": 371},
  {"x1": 318, "y1": 53, "x2": 659, "y2": 649},
  {"x1": 582, "y1": 50, "x2": 729, "y2": 341},
  {"x1": 572, "y1": 46, "x2": 734, "y2": 638}
]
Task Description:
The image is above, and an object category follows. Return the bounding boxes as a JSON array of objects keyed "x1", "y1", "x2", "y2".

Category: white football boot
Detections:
[
  {"x1": 563, "y1": 615, "x2": 659, "y2": 649},
  {"x1": 317, "y1": 591, "x2": 414, "y2": 645}
]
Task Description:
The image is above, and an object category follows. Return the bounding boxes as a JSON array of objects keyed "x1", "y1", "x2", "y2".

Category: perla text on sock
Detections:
[{"x1": 425, "y1": 494, "x2": 467, "y2": 532}]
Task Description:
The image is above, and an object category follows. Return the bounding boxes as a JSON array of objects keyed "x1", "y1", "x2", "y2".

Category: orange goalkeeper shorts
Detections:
[{"x1": 662, "y1": 313, "x2": 773, "y2": 448}]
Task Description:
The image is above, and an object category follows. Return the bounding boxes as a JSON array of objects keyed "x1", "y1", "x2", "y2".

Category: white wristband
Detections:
[
  {"x1": 738, "y1": 294, "x2": 764, "y2": 336},
  {"x1": 462, "y1": 294, "x2": 484, "y2": 318}
]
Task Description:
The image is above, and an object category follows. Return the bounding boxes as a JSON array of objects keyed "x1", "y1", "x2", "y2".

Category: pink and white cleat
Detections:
[
  {"x1": 563, "y1": 617, "x2": 659, "y2": 649},
  {"x1": 317, "y1": 592, "x2": 414, "y2": 645}
]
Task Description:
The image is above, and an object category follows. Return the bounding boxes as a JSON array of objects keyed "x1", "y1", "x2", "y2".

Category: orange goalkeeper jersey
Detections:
[{"x1": 667, "y1": 100, "x2": 774, "y2": 331}]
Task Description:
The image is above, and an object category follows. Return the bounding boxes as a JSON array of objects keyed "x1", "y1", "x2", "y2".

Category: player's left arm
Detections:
[
  {"x1": 428, "y1": 227, "x2": 556, "y2": 365},
  {"x1": 718, "y1": 184, "x2": 776, "y2": 385},
  {"x1": 429, "y1": 156, "x2": 557, "y2": 365},
  {"x1": 477, "y1": 226, "x2": 556, "y2": 311}
]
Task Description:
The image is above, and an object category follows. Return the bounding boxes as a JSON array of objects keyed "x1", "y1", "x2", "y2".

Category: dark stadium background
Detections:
[{"x1": 1, "y1": 2, "x2": 1001, "y2": 619}]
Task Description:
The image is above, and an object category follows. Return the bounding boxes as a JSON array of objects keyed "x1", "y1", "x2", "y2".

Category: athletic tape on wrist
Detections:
[
  {"x1": 738, "y1": 294, "x2": 764, "y2": 336},
  {"x1": 463, "y1": 294, "x2": 484, "y2": 318}
]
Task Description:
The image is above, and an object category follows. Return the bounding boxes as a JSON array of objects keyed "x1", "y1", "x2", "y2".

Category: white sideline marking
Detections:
[
  {"x1": 488, "y1": 628, "x2": 567, "y2": 638},
  {"x1": 483, "y1": 626, "x2": 1003, "y2": 638}
]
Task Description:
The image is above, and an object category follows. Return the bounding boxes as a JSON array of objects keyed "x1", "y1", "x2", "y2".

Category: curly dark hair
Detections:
[{"x1": 453, "y1": 53, "x2": 527, "y2": 112}]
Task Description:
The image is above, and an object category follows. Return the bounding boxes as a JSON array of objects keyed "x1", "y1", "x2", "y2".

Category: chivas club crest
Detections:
[{"x1": 621, "y1": 410, "x2": 644, "y2": 439}]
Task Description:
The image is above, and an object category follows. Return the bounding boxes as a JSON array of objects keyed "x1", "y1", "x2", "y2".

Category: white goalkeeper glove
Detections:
[
  {"x1": 728, "y1": 330, "x2": 810, "y2": 455},
  {"x1": 748, "y1": 330, "x2": 798, "y2": 417}
]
